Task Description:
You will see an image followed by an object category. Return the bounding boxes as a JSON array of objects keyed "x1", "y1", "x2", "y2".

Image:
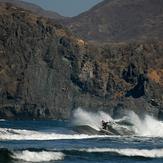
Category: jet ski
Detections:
[
  {"x1": 73, "y1": 120, "x2": 134, "y2": 136},
  {"x1": 100, "y1": 121, "x2": 134, "y2": 135}
]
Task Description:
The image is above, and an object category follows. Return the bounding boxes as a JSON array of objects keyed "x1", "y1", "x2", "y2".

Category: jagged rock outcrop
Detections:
[
  {"x1": 65, "y1": 0, "x2": 163, "y2": 42},
  {"x1": 0, "y1": 3, "x2": 162, "y2": 119},
  {"x1": 68, "y1": 41, "x2": 163, "y2": 118},
  {"x1": 0, "y1": 3, "x2": 73, "y2": 119}
]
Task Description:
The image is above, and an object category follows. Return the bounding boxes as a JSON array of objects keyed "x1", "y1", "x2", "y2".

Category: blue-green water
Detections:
[{"x1": 0, "y1": 120, "x2": 163, "y2": 163}]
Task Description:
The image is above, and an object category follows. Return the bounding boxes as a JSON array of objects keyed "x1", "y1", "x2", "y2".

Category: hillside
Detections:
[
  {"x1": 0, "y1": 0, "x2": 64, "y2": 20},
  {"x1": 65, "y1": 0, "x2": 163, "y2": 42},
  {"x1": 0, "y1": 3, "x2": 162, "y2": 120}
]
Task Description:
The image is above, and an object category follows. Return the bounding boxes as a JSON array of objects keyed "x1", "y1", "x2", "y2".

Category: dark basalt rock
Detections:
[
  {"x1": 122, "y1": 63, "x2": 139, "y2": 84},
  {"x1": 0, "y1": 3, "x2": 162, "y2": 120},
  {"x1": 125, "y1": 74, "x2": 147, "y2": 98}
]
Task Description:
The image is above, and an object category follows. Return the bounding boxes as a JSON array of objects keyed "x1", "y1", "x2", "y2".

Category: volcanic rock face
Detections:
[
  {"x1": 0, "y1": 3, "x2": 73, "y2": 119},
  {"x1": 65, "y1": 0, "x2": 163, "y2": 42},
  {"x1": 70, "y1": 42, "x2": 163, "y2": 119},
  {"x1": 0, "y1": 3, "x2": 162, "y2": 119}
]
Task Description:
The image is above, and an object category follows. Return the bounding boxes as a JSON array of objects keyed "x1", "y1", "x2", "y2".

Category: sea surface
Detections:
[{"x1": 0, "y1": 109, "x2": 163, "y2": 163}]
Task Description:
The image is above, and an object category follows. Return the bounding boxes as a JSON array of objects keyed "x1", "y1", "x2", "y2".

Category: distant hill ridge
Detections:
[
  {"x1": 2, "y1": 0, "x2": 163, "y2": 42},
  {"x1": 0, "y1": 0, "x2": 64, "y2": 20},
  {"x1": 65, "y1": 0, "x2": 163, "y2": 42}
]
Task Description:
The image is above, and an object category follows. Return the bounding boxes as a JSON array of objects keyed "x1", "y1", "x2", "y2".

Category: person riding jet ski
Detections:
[{"x1": 101, "y1": 120, "x2": 108, "y2": 130}]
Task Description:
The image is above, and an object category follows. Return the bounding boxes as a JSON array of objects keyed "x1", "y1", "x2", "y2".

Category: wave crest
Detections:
[
  {"x1": 12, "y1": 150, "x2": 64, "y2": 162},
  {"x1": 79, "y1": 148, "x2": 163, "y2": 158},
  {"x1": 0, "y1": 127, "x2": 106, "y2": 140},
  {"x1": 73, "y1": 108, "x2": 163, "y2": 137}
]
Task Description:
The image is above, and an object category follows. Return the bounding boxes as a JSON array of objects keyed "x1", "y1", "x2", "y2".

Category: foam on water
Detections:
[
  {"x1": 128, "y1": 111, "x2": 163, "y2": 137},
  {"x1": 1, "y1": 108, "x2": 163, "y2": 140},
  {"x1": 0, "y1": 127, "x2": 106, "y2": 140},
  {"x1": 73, "y1": 108, "x2": 113, "y2": 130},
  {"x1": 79, "y1": 148, "x2": 163, "y2": 158},
  {"x1": 73, "y1": 108, "x2": 163, "y2": 137},
  {"x1": 12, "y1": 150, "x2": 64, "y2": 162}
]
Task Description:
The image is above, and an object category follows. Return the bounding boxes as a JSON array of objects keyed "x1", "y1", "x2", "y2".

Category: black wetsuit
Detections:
[{"x1": 102, "y1": 121, "x2": 108, "y2": 130}]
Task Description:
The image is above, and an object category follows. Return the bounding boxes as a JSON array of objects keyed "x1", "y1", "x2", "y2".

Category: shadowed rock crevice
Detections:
[{"x1": 125, "y1": 74, "x2": 147, "y2": 98}]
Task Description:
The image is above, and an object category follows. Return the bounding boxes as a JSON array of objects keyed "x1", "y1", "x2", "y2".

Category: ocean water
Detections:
[{"x1": 0, "y1": 108, "x2": 163, "y2": 163}]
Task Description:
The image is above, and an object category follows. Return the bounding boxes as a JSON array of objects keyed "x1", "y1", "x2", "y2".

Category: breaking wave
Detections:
[
  {"x1": 1, "y1": 108, "x2": 163, "y2": 141},
  {"x1": 0, "y1": 149, "x2": 64, "y2": 162},
  {"x1": 12, "y1": 150, "x2": 64, "y2": 162},
  {"x1": 0, "y1": 127, "x2": 106, "y2": 140},
  {"x1": 128, "y1": 111, "x2": 163, "y2": 137},
  {"x1": 73, "y1": 108, "x2": 163, "y2": 137},
  {"x1": 78, "y1": 148, "x2": 163, "y2": 158},
  {"x1": 73, "y1": 108, "x2": 113, "y2": 130},
  {"x1": 1, "y1": 147, "x2": 163, "y2": 162}
]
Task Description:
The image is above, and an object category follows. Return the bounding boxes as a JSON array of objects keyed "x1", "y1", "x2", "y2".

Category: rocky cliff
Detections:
[
  {"x1": 0, "y1": 3, "x2": 162, "y2": 120},
  {"x1": 0, "y1": 3, "x2": 73, "y2": 119}
]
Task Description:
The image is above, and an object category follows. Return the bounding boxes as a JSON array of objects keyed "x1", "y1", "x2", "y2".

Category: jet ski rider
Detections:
[{"x1": 101, "y1": 120, "x2": 108, "y2": 130}]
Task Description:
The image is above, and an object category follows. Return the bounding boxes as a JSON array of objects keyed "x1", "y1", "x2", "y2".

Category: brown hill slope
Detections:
[
  {"x1": 65, "y1": 0, "x2": 163, "y2": 42},
  {"x1": 0, "y1": 0, "x2": 64, "y2": 20}
]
